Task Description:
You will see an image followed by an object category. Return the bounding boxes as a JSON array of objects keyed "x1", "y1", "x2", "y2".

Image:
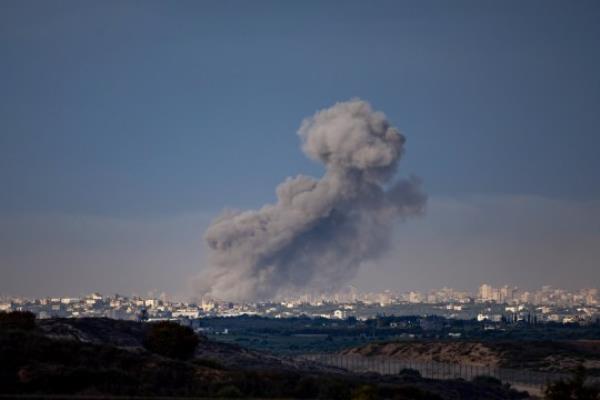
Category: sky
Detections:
[{"x1": 1, "y1": 0, "x2": 599, "y2": 299}]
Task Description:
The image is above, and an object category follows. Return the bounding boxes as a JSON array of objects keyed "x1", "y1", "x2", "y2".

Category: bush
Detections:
[
  {"x1": 398, "y1": 368, "x2": 422, "y2": 378},
  {"x1": 317, "y1": 378, "x2": 351, "y2": 400},
  {"x1": 193, "y1": 358, "x2": 225, "y2": 370},
  {"x1": 293, "y1": 376, "x2": 320, "y2": 398},
  {"x1": 472, "y1": 375, "x2": 502, "y2": 386},
  {"x1": 215, "y1": 384, "x2": 242, "y2": 398},
  {"x1": 391, "y1": 385, "x2": 443, "y2": 400},
  {"x1": 352, "y1": 384, "x2": 377, "y2": 400},
  {"x1": 143, "y1": 321, "x2": 199, "y2": 360},
  {"x1": 545, "y1": 365, "x2": 600, "y2": 400},
  {"x1": 0, "y1": 311, "x2": 36, "y2": 331}
]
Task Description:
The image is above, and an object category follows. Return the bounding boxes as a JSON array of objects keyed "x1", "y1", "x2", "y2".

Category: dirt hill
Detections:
[{"x1": 341, "y1": 340, "x2": 600, "y2": 374}]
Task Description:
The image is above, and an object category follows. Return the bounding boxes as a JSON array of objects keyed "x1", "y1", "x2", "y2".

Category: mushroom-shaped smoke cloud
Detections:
[{"x1": 199, "y1": 99, "x2": 426, "y2": 301}]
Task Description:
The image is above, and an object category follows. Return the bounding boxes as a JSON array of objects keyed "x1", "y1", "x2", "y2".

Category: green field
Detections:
[{"x1": 209, "y1": 331, "x2": 368, "y2": 355}]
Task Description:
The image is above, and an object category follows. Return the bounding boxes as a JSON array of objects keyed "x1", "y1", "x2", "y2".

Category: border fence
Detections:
[{"x1": 297, "y1": 353, "x2": 586, "y2": 392}]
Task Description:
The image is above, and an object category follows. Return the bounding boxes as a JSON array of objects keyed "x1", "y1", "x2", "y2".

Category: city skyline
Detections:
[
  {"x1": 2, "y1": 283, "x2": 598, "y2": 306},
  {"x1": 2, "y1": 283, "x2": 598, "y2": 328}
]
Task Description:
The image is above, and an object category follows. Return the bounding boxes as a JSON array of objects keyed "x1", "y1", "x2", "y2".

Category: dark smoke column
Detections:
[{"x1": 199, "y1": 99, "x2": 426, "y2": 301}]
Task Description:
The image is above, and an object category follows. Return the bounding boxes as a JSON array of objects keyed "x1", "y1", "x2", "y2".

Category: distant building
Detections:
[
  {"x1": 477, "y1": 313, "x2": 489, "y2": 321},
  {"x1": 408, "y1": 291, "x2": 423, "y2": 303},
  {"x1": 172, "y1": 308, "x2": 201, "y2": 319},
  {"x1": 89, "y1": 293, "x2": 103, "y2": 301},
  {"x1": 478, "y1": 284, "x2": 493, "y2": 301},
  {"x1": 477, "y1": 313, "x2": 502, "y2": 322},
  {"x1": 144, "y1": 299, "x2": 160, "y2": 308}
]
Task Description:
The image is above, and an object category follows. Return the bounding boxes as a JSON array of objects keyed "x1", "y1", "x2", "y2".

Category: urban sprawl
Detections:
[{"x1": 2, "y1": 284, "x2": 598, "y2": 326}]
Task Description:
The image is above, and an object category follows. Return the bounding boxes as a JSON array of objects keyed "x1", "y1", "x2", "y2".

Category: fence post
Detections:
[{"x1": 429, "y1": 361, "x2": 432, "y2": 379}]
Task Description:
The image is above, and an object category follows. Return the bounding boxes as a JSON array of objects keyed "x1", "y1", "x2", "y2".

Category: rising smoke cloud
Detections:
[{"x1": 199, "y1": 99, "x2": 426, "y2": 301}]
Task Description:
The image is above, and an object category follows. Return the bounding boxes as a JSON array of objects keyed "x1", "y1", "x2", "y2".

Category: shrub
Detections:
[
  {"x1": 0, "y1": 311, "x2": 36, "y2": 331},
  {"x1": 143, "y1": 321, "x2": 199, "y2": 360},
  {"x1": 293, "y1": 375, "x2": 320, "y2": 398},
  {"x1": 472, "y1": 375, "x2": 502, "y2": 386},
  {"x1": 317, "y1": 378, "x2": 351, "y2": 400},
  {"x1": 193, "y1": 358, "x2": 225, "y2": 370},
  {"x1": 545, "y1": 365, "x2": 600, "y2": 400},
  {"x1": 398, "y1": 368, "x2": 422, "y2": 378},
  {"x1": 352, "y1": 384, "x2": 377, "y2": 400},
  {"x1": 215, "y1": 384, "x2": 242, "y2": 398},
  {"x1": 392, "y1": 385, "x2": 443, "y2": 400}
]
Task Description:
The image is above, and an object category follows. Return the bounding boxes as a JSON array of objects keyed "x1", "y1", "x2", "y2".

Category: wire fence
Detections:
[{"x1": 298, "y1": 353, "x2": 586, "y2": 391}]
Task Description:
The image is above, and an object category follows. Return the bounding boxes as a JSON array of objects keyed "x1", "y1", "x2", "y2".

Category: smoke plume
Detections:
[{"x1": 199, "y1": 99, "x2": 426, "y2": 301}]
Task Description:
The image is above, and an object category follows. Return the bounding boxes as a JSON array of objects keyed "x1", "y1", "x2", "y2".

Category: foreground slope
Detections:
[{"x1": 1, "y1": 316, "x2": 529, "y2": 399}]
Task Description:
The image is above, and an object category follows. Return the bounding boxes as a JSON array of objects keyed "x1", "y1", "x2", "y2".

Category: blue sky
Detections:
[{"x1": 1, "y1": 1, "x2": 599, "y2": 298}]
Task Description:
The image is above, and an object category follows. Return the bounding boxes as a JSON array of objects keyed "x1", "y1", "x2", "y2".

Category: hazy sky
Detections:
[{"x1": 1, "y1": 0, "x2": 599, "y2": 299}]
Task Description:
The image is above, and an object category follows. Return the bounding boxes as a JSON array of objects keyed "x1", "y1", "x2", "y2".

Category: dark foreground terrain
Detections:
[{"x1": 0, "y1": 313, "x2": 530, "y2": 399}]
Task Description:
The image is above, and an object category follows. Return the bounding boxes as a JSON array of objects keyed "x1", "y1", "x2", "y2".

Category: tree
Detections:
[{"x1": 143, "y1": 321, "x2": 200, "y2": 360}]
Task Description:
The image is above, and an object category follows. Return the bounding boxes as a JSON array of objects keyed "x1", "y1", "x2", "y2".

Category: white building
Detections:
[
  {"x1": 479, "y1": 284, "x2": 493, "y2": 301},
  {"x1": 171, "y1": 308, "x2": 201, "y2": 318},
  {"x1": 408, "y1": 291, "x2": 423, "y2": 303},
  {"x1": 144, "y1": 299, "x2": 160, "y2": 308}
]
